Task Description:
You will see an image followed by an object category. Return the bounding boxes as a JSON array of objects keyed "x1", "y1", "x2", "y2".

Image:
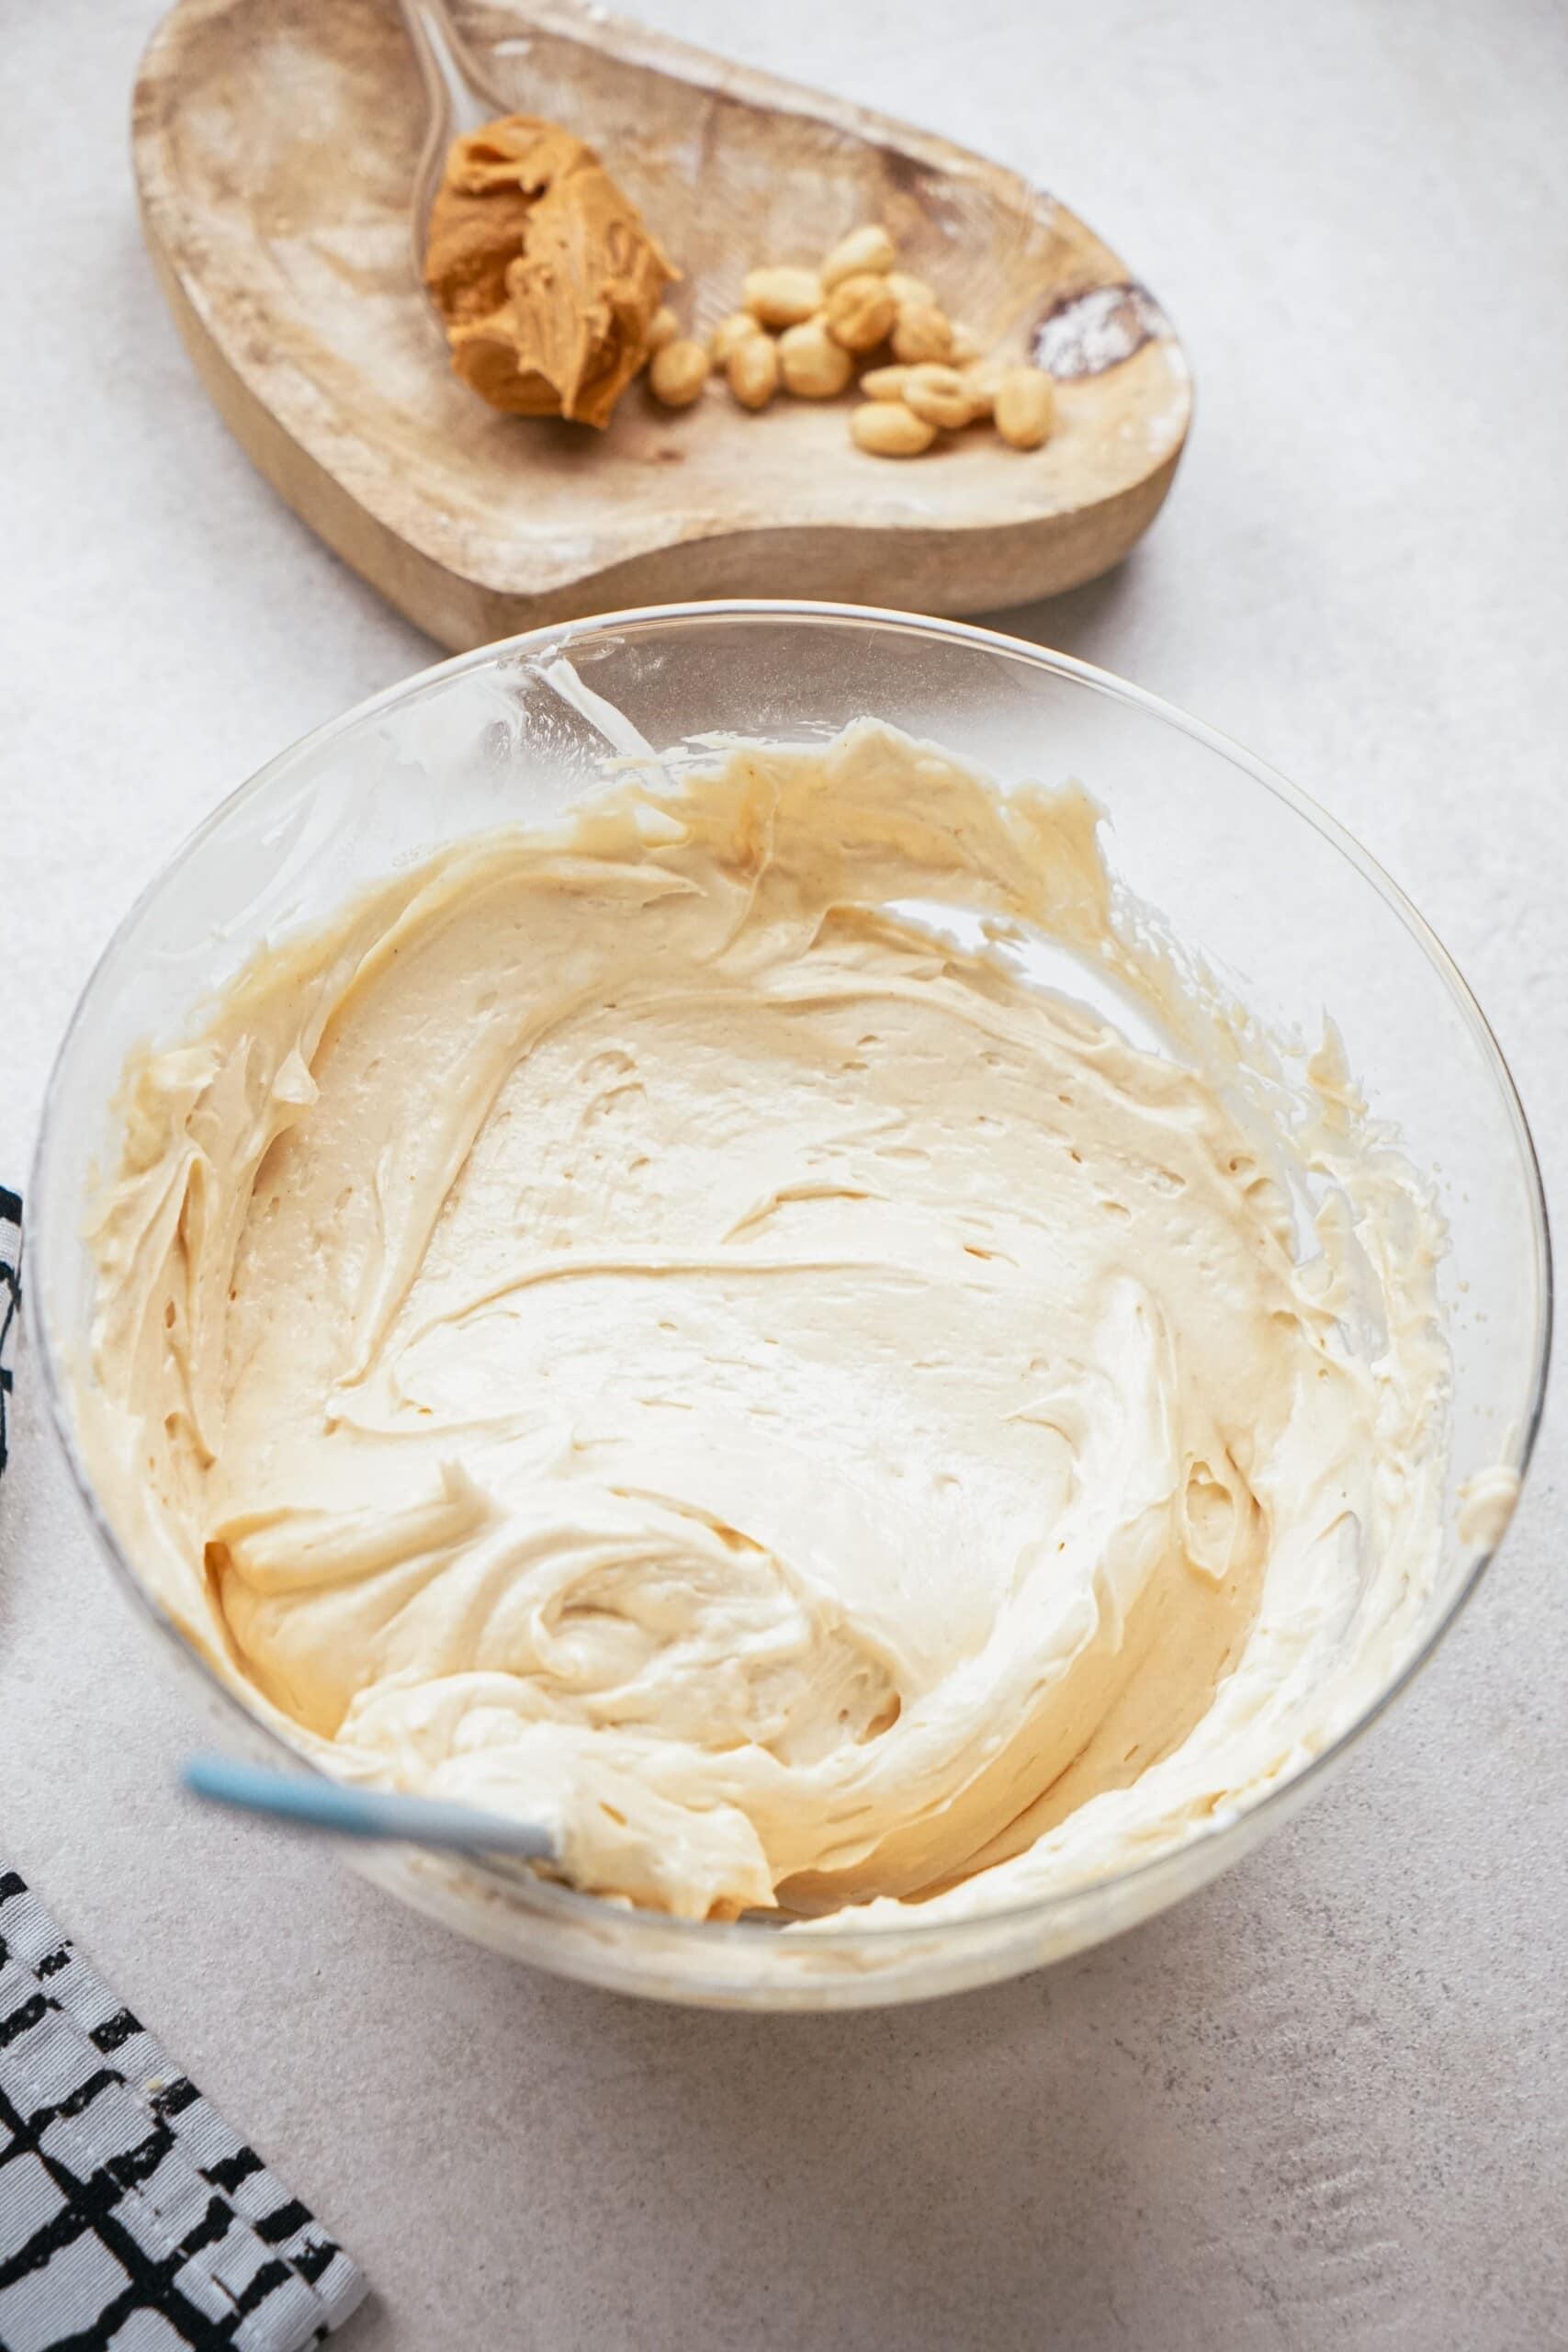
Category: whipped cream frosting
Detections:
[{"x1": 82, "y1": 722, "x2": 1450, "y2": 1924}]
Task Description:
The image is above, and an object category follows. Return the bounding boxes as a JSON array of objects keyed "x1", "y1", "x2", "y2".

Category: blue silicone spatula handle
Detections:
[{"x1": 182, "y1": 1753, "x2": 557, "y2": 1861}]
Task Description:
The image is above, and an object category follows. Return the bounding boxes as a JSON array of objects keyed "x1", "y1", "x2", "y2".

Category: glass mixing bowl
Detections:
[{"x1": 28, "y1": 604, "x2": 1551, "y2": 2009}]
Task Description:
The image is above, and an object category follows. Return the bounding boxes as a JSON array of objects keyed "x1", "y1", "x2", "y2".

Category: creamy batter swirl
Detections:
[{"x1": 83, "y1": 723, "x2": 1448, "y2": 1922}]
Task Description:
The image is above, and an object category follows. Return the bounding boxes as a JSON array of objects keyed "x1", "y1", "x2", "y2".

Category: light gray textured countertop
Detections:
[{"x1": 3, "y1": 3, "x2": 1564, "y2": 2345}]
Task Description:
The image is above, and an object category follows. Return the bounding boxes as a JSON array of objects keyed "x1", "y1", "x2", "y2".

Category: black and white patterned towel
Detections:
[
  {"x1": 0, "y1": 1188, "x2": 18, "y2": 1482},
  {"x1": 0, "y1": 1193, "x2": 367, "y2": 2352}
]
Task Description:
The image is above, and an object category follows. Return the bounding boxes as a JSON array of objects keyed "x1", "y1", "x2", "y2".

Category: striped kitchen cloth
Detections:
[
  {"x1": 1, "y1": 1187, "x2": 17, "y2": 1482},
  {"x1": 0, "y1": 1192, "x2": 367, "y2": 2352}
]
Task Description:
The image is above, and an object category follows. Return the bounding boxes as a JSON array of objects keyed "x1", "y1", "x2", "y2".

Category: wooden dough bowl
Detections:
[{"x1": 133, "y1": 0, "x2": 1193, "y2": 650}]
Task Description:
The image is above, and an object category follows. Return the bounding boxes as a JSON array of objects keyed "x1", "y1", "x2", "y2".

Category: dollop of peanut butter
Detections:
[{"x1": 423, "y1": 116, "x2": 677, "y2": 428}]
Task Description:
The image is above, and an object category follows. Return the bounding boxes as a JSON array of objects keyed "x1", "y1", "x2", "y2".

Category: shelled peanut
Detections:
[
  {"x1": 727, "y1": 334, "x2": 779, "y2": 411},
  {"x1": 778, "y1": 320, "x2": 855, "y2": 398},
  {"x1": 993, "y1": 365, "x2": 1056, "y2": 449},
  {"x1": 648, "y1": 338, "x2": 709, "y2": 408},
  {"x1": 902, "y1": 365, "x2": 982, "y2": 431},
  {"x1": 851, "y1": 403, "x2": 936, "y2": 458},
  {"x1": 643, "y1": 221, "x2": 1057, "y2": 464}
]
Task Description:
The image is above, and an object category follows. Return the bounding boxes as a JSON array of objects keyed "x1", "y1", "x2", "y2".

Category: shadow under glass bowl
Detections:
[{"x1": 27, "y1": 602, "x2": 1551, "y2": 2009}]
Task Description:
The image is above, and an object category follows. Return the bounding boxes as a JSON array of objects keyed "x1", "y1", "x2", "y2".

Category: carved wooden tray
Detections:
[{"x1": 132, "y1": 0, "x2": 1192, "y2": 649}]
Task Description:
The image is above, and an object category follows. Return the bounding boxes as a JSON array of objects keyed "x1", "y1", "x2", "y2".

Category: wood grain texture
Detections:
[{"x1": 131, "y1": 0, "x2": 1192, "y2": 649}]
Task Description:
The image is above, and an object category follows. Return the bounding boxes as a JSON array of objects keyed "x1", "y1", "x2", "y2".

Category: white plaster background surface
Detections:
[{"x1": 1, "y1": 3, "x2": 1564, "y2": 2346}]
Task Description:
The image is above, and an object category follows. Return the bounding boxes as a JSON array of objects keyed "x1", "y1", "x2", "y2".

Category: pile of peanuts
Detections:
[{"x1": 642, "y1": 223, "x2": 1055, "y2": 458}]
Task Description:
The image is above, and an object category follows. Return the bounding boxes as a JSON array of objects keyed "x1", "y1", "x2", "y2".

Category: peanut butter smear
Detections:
[
  {"x1": 423, "y1": 115, "x2": 677, "y2": 425},
  {"x1": 81, "y1": 725, "x2": 1455, "y2": 1927}
]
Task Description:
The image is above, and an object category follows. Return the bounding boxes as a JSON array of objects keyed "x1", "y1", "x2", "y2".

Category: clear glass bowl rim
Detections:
[{"x1": 27, "y1": 597, "x2": 1554, "y2": 1962}]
